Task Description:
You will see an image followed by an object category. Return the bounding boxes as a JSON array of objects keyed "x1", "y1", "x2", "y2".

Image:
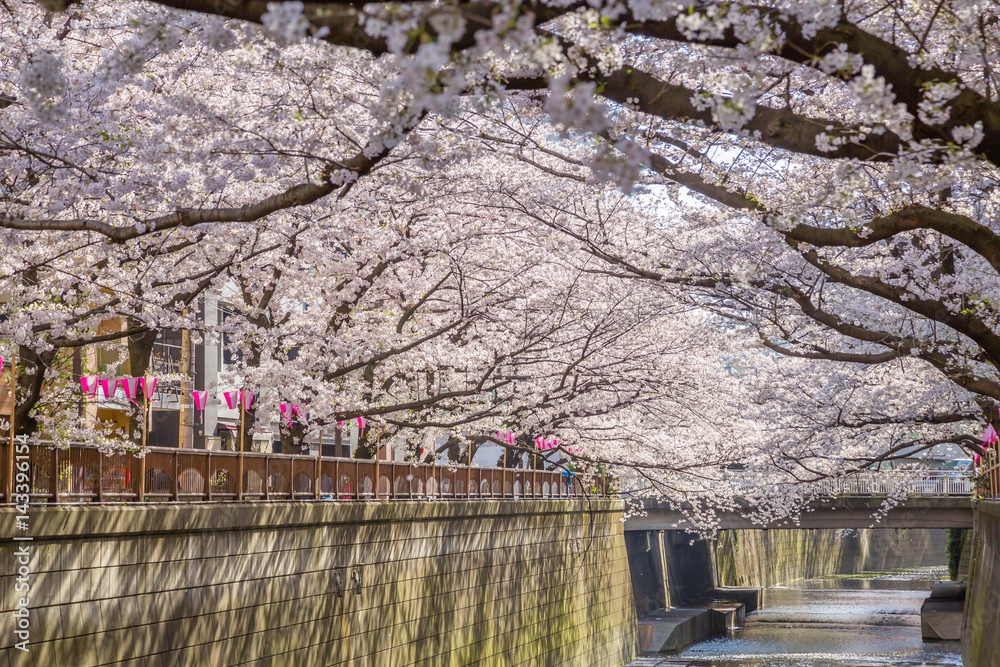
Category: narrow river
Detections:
[{"x1": 628, "y1": 566, "x2": 962, "y2": 667}]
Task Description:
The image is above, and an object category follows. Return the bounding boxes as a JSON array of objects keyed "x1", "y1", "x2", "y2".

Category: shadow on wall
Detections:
[{"x1": 628, "y1": 527, "x2": 949, "y2": 611}]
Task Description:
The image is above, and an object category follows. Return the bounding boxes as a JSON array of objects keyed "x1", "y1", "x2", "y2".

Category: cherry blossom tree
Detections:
[{"x1": 5, "y1": 0, "x2": 1000, "y2": 524}]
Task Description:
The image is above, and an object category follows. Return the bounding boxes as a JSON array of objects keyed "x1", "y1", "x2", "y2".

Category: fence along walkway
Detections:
[{"x1": 1, "y1": 441, "x2": 609, "y2": 504}]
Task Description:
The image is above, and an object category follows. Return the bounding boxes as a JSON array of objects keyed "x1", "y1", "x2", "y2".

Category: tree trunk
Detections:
[
  {"x1": 14, "y1": 346, "x2": 57, "y2": 436},
  {"x1": 126, "y1": 324, "x2": 159, "y2": 443}
]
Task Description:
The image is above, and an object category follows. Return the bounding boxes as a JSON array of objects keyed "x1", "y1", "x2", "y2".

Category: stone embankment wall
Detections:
[
  {"x1": 963, "y1": 500, "x2": 1000, "y2": 667},
  {"x1": 626, "y1": 527, "x2": 946, "y2": 613},
  {"x1": 716, "y1": 528, "x2": 948, "y2": 591},
  {"x1": 0, "y1": 500, "x2": 637, "y2": 667}
]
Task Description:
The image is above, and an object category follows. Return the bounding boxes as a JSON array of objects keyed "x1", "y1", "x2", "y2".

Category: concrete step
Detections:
[
  {"x1": 637, "y1": 608, "x2": 714, "y2": 653},
  {"x1": 712, "y1": 586, "x2": 762, "y2": 614},
  {"x1": 921, "y1": 580, "x2": 966, "y2": 641}
]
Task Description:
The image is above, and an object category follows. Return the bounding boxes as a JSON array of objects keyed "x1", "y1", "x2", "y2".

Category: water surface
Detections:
[{"x1": 627, "y1": 566, "x2": 962, "y2": 667}]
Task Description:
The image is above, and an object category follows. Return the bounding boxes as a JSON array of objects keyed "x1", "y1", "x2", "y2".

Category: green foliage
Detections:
[{"x1": 946, "y1": 528, "x2": 967, "y2": 580}]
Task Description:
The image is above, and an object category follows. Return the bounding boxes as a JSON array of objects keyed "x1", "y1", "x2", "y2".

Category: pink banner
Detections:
[
  {"x1": 537, "y1": 437, "x2": 557, "y2": 451},
  {"x1": 192, "y1": 391, "x2": 207, "y2": 411},
  {"x1": 241, "y1": 391, "x2": 254, "y2": 411},
  {"x1": 291, "y1": 405, "x2": 305, "y2": 423},
  {"x1": 280, "y1": 404, "x2": 290, "y2": 423},
  {"x1": 80, "y1": 376, "x2": 98, "y2": 397},
  {"x1": 100, "y1": 378, "x2": 114, "y2": 400},
  {"x1": 357, "y1": 416, "x2": 367, "y2": 431},
  {"x1": 983, "y1": 423, "x2": 998, "y2": 448},
  {"x1": 224, "y1": 391, "x2": 238, "y2": 410},
  {"x1": 140, "y1": 377, "x2": 157, "y2": 400},
  {"x1": 118, "y1": 377, "x2": 140, "y2": 403}
]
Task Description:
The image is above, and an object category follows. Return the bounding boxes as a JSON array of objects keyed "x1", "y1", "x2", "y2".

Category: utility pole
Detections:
[{"x1": 178, "y1": 325, "x2": 193, "y2": 448}]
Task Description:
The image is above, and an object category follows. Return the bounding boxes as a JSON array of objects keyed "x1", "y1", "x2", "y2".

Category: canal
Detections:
[{"x1": 627, "y1": 566, "x2": 962, "y2": 666}]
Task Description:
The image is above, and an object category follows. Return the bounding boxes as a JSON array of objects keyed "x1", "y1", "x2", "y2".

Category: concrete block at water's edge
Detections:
[
  {"x1": 637, "y1": 608, "x2": 715, "y2": 653},
  {"x1": 636, "y1": 587, "x2": 762, "y2": 654},
  {"x1": 921, "y1": 581, "x2": 965, "y2": 641}
]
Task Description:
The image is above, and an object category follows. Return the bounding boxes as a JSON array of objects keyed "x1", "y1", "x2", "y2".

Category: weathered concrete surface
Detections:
[
  {"x1": 629, "y1": 527, "x2": 944, "y2": 612},
  {"x1": 712, "y1": 586, "x2": 761, "y2": 614},
  {"x1": 626, "y1": 497, "x2": 973, "y2": 531},
  {"x1": 0, "y1": 500, "x2": 637, "y2": 667},
  {"x1": 716, "y1": 528, "x2": 947, "y2": 599},
  {"x1": 963, "y1": 500, "x2": 1000, "y2": 667},
  {"x1": 637, "y1": 608, "x2": 713, "y2": 653},
  {"x1": 922, "y1": 582, "x2": 965, "y2": 641}
]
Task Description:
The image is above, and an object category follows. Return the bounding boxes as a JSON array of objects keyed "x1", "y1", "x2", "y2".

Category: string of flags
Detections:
[
  {"x1": 75, "y1": 374, "x2": 582, "y2": 455},
  {"x1": 79, "y1": 376, "x2": 157, "y2": 402},
  {"x1": 535, "y1": 436, "x2": 558, "y2": 450}
]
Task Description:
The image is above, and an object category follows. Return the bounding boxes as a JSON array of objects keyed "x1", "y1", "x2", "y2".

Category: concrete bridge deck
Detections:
[{"x1": 625, "y1": 496, "x2": 974, "y2": 531}]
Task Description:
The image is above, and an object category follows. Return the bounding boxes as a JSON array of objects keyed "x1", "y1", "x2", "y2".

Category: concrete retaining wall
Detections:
[
  {"x1": 0, "y1": 500, "x2": 637, "y2": 667},
  {"x1": 963, "y1": 501, "x2": 1000, "y2": 667},
  {"x1": 716, "y1": 528, "x2": 947, "y2": 591}
]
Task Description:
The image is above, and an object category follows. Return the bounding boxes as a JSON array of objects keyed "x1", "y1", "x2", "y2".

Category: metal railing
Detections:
[
  {"x1": 815, "y1": 470, "x2": 974, "y2": 497},
  {"x1": 617, "y1": 469, "x2": 974, "y2": 499},
  {"x1": 981, "y1": 449, "x2": 1000, "y2": 498},
  {"x1": 0, "y1": 440, "x2": 609, "y2": 504}
]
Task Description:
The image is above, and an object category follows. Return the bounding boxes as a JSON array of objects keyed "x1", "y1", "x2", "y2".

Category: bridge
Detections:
[{"x1": 624, "y1": 472, "x2": 974, "y2": 531}]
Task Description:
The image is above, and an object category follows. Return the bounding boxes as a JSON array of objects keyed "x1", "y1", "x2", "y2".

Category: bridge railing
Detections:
[
  {"x1": 617, "y1": 469, "x2": 974, "y2": 500},
  {"x1": 814, "y1": 470, "x2": 973, "y2": 497},
  {"x1": 0, "y1": 440, "x2": 609, "y2": 504}
]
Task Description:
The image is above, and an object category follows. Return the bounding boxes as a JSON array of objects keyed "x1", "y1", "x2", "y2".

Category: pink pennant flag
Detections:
[
  {"x1": 357, "y1": 416, "x2": 367, "y2": 431},
  {"x1": 80, "y1": 376, "x2": 98, "y2": 398},
  {"x1": 983, "y1": 424, "x2": 998, "y2": 449},
  {"x1": 975, "y1": 453, "x2": 982, "y2": 466},
  {"x1": 117, "y1": 377, "x2": 139, "y2": 403},
  {"x1": 241, "y1": 391, "x2": 254, "y2": 411},
  {"x1": 192, "y1": 391, "x2": 207, "y2": 411},
  {"x1": 224, "y1": 392, "x2": 238, "y2": 410},
  {"x1": 140, "y1": 377, "x2": 157, "y2": 400},
  {"x1": 291, "y1": 405, "x2": 306, "y2": 423},
  {"x1": 100, "y1": 378, "x2": 114, "y2": 399},
  {"x1": 279, "y1": 404, "x2": 290, "y2": 424}
]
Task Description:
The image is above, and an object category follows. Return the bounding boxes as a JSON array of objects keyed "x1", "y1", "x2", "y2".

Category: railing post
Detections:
[
  {"x1": 532, "y1": 456, "x2": 537, "y2": 499},
  {"x1": 263, "y1": 454, "x2": 270, "y2": 501},
  {"x1": 97, "y1": 452, "x2": 104, "y2": 503},
  {"x1": 172, "y1": 451, "x2": 179, "y2": 502},
  {"x1": 206, "y1": 451, "x2": 213, "y2": 502},
  {"x1": 52, "y1": 446, "x2": 59, "y2": 504},
  {"x1": 316, "y1": 430, "x2": 322, "y2": 500}
]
